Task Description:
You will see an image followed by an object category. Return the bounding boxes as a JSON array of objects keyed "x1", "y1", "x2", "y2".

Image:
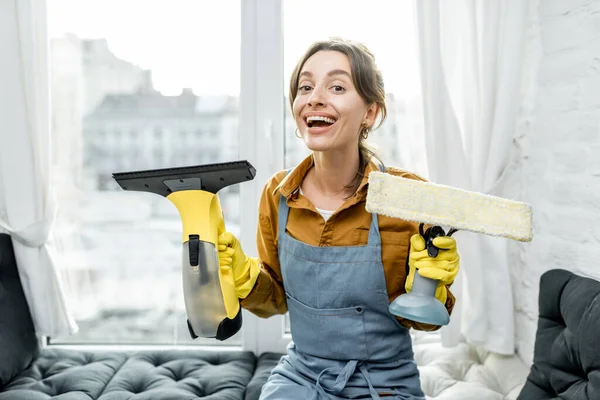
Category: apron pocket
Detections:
[{"x1": 285, "y1": 293, "x2": 369, "y2": 361}]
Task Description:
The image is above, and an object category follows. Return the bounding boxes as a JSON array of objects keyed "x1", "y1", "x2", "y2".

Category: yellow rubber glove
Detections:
[
  {"x1": 405, "y1": 233, "x2": 460, "y2": 305},
  {"x1": 217, "y1": 232, "x2": 260, "y2": 299}
]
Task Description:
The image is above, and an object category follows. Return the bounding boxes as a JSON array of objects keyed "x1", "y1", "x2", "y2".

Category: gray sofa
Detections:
[
  {"x1": 0, "y1": 233, "x2": 282, "y2": 400},
  {"x1": 517, "y1": 268, "x2": 600, "y2": 399}
]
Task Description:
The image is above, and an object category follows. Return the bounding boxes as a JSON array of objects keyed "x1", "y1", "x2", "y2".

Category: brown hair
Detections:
[{"x1": 289, "y1": 37, "x2": 387, "y2": 194}]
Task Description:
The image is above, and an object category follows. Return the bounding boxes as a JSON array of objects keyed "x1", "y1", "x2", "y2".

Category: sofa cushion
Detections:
[
  {"x1": 245, "y1": 352, "x2": 282, "y2": 400},
  {"x1": 234, "y1": 341, "x2": 530, "y2": 400},
  {"x1": 0, "y1": 349, "x2": 127, "y2": 400},
  {"x1": 518, "y1": 269, "x2": 600, "y2": 399},
  {"x1": 0, "y1": 234, "x2": 39, "y2": 389},
  {"x1": 1, "y1": 348, "x2": 256, "y2": 399},
  {"x1": 413, "y1": 340, "x2": 528, "y2": 399}
]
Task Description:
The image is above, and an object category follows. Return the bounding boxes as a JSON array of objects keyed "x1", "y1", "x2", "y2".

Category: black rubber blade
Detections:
[{"x1": 112, "y1": 160, "x2": 256, "y2": 196}]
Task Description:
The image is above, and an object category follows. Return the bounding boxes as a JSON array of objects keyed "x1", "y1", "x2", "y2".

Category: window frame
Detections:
[
  {"x1": 43, "y1": 0, "x2": 290, "y2": 354},
  {"x1": 239, "y1": 0, "x2": 290, "y2": 355}
]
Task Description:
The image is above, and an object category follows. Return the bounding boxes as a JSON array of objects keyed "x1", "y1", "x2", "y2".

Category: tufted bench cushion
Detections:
[
  {"x1": 413, "y1": 338, "x2": 528, "y2": 399},
  {"x1": 229, "y1": 340, "x2": 529, "y2": 400},
  {"x1": 0, "y1": 348, "x2": 256, "y2": 400},
  {"x1": 245, "y1": 352, "x2": 283, "y2": 400},
  {"x1": 517, "y1": 269, "x2": 600, "y2": 399}
]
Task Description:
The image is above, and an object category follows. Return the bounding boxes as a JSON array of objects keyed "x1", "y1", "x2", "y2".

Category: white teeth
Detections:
[{"x1": 306, "y1": 116, "x2": 336, "y2": 124}]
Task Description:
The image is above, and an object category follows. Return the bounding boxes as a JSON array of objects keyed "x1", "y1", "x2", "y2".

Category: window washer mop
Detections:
[
  {"x1": 112, "y1": 161, "x2": 256, "y2": 341},
  {"x1": 366, "y1": 171, "x2": 533, "y2": 326}
]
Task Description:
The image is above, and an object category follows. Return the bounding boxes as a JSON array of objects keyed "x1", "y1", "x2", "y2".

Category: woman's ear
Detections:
[{"x1": 363, "y1": 103, "x2": 379, "y2": 128}]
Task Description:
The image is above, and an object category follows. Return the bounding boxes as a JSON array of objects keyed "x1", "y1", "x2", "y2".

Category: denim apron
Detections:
[{"x1": 259, "y1": 175, "x2": 425, "y2": 399}]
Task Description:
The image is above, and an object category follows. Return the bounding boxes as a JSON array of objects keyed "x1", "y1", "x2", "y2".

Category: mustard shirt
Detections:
[{"x1": 241, "y1": 154, "x2": 456, "y2": 331}]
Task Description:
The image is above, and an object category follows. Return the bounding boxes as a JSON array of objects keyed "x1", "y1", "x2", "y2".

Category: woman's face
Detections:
[{"x1": 292, "y1": 50, "x2": 377, "y2": 153}]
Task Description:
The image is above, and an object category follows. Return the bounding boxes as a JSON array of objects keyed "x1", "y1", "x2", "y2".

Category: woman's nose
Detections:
[{"x1": 307, "y1": 86, "x2": 326, "y2": 107}]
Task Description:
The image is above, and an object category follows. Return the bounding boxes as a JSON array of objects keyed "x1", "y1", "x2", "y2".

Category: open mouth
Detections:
[{"x1": 306, "y1": 115, "x2": 337, "y2": 128}]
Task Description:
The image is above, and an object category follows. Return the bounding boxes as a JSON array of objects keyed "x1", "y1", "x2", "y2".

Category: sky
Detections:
[{"x1": 47, "y1": 0, "x2": 422, "y2": 98}]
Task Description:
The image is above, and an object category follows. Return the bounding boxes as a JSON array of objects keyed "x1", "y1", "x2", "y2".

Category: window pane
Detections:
[
  {"x1": 48, "y1": 0, "x2": 241, "y2": 345},
  {"x1": 282, "y1": 0, "x2": 428, "y2": 336}
]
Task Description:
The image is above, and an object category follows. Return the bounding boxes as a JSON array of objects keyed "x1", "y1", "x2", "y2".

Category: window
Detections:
[
  {"x1": 48, "y1": 0, "x2": 242, "y2": 345},
  {"x1": 46, "y1": 0, "x2": 431, "y2": 352},
  {"x1": 280, "y1": 0, "x2": 429, "y2": 338}
]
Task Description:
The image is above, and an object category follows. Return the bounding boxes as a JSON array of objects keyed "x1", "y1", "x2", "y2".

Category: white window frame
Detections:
[
  {"x1": 239, "y1": 0, "x2": 290, "y2": 355},
  {"x1": 41, "y1": 0, "x2": 289, "y2": 354}
]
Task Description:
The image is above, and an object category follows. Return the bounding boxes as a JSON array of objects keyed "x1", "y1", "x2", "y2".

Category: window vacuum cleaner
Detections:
[{"x1": 112, "y1": 161, "x2": 256, "y2": 341}]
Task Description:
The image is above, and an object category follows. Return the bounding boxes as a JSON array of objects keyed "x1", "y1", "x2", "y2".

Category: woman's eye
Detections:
[
  {"x1": 299, "y1": 85, "x2": 312, "y2": 92},
  {"x1": 331, "y1": 85, "x2": 345, "y2": 93}
]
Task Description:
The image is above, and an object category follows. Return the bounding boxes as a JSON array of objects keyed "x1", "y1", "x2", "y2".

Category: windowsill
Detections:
[{"x1": 43, "y1": 343, "x2": 244, "y2": 352}]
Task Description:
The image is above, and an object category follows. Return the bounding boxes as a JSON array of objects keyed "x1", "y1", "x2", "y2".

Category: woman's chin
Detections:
[{"x1": 303, "y1": 136, "x2": 334, "y2": 152}]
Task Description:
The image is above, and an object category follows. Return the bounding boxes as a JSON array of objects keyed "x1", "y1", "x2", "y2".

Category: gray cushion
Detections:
[
  {"x1": 1, "y1": 348, "x2": 256, "y2": 399},
  {"x1": 0, "y1": 234, "x2": 39, "y2": 389},
  {"x1": 245, "y1": 352, "x2": 283, "y2": 400},
  {"x1": 1, "y1": 349, "x2": 127, "y2": 399},
  {"x1": 518, "y1": 269, "x2": 600, "y2": 399}
]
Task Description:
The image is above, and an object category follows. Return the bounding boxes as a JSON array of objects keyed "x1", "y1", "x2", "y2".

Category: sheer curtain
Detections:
[
  {"x1": 414, "y1": 0, "x2": 533, "y2": 354},
  {"x1": 0, "y1": 0, "x2": 76, "y2": 337}
]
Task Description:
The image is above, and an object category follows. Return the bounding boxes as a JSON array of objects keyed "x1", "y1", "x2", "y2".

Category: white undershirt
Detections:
[
  {"x1": 315, "y1": 207, "x2": 335, "y2": 221},
  {"x1": 299, "y1": 188, "x2": 335, "y2": 221}
]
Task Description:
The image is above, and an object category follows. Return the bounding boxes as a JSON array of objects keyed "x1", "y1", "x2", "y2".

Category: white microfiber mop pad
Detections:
[{"x1": 366, "y1": 171, "x2": 533, "y2": 242}]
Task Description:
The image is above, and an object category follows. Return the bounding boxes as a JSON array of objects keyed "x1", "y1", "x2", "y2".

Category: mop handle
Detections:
[
  {"x1": 418, "y1": 223, "x2": 458, "y2": 257},
  {"x1": 411, "y1": 223, "x2": 458, "y2": 298}
]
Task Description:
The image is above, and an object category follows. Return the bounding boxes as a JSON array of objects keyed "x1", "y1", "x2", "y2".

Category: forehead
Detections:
[{"x1": 300, "y1": 50, "x2": 352, "y2": 77}]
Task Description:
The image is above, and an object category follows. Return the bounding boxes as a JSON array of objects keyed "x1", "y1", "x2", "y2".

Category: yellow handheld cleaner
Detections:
[
  {"x1": 112, "y1": 161, "x2": 256, "y2": 341},
  {"x1": 366, "y1": 171, "x2": 533, "y2": 326}
]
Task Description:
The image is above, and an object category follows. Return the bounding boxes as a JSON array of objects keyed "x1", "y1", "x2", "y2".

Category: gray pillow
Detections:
[
  {"x1": 0, "y1": 234, "x2": 39, "y2": 388},
  {"x1": 518, "y1": 269, "x2": 600, "y2": 399}
]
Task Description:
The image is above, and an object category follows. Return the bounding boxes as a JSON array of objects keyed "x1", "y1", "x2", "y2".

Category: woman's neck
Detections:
[{"x1": 309, "y1": 149, "x2": 360, "y2": 198}]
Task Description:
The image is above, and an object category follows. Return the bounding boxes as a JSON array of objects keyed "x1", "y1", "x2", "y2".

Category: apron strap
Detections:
[
  {"x1": 277, "y1": 193, "x2": 290, "y2": 243},
  {"x1": 315, "y1": 360, "x2": 381, "y2": 399},
  {"x1": 366, "y1": 162, "x2": 386, "y2": 247},
  {"x1": 367, "y1": 212, "x2": 382, "y2": 247},
  {"x1": 277, "y1": 168, "x2": 293, "y2": 242}
]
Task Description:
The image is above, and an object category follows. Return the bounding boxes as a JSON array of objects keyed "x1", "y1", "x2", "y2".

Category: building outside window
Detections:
[{"x1": 48, "y1": 0, "x2": 242, "y2": 346}]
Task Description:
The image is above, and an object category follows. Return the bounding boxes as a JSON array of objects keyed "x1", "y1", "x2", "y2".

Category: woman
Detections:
[{"x1": 218, "y1": 38, "x2": 460, "y2": 399}]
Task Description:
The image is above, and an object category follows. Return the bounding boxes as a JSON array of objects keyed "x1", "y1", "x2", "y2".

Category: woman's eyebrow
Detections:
[
  {"x1": 299, "y1": 69, "x2": 351, "y2": 79},
  {"x1": 327, "y1": 69, "x2": 351, "y2": 78}
]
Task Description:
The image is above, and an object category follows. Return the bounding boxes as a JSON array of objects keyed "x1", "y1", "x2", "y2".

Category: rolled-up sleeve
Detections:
[{"x1": 240, "y1": 180, "x2": 287, "y2": 318}]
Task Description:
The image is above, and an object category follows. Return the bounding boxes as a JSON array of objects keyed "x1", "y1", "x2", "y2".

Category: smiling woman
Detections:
[
  {"x1": 214, "y1": 37, "x2": 461, "y2": 399},
  {"x1": 290, "y1": 43, "x2": 385, "y2": 204}
]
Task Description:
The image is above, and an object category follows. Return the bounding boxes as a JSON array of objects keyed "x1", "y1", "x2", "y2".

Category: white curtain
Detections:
[
  {"x1": 0, "y1": 0, "x2": 77, "y2": 337},
  {"x1": 414, "y1": 0, "x2": 531, "y2": 354}
]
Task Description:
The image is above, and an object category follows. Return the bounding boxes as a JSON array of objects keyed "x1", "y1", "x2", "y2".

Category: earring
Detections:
[
  {"x1": 295, "y1": 128, "x2": 302, "y2": 138},
  {"x1": 361, "y1": 126, "x2": 370, "y2": 139}
]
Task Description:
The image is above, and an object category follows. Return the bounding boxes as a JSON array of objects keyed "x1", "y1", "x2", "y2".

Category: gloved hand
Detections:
[
  {"x1": 405, "y1": 233, "x2": 459, "y2": 305},
  {"x1": 218, "y1": 232, "x2": 260, "y2": 299}
]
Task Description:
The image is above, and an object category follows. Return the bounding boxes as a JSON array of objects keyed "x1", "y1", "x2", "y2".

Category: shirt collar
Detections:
[{"x1": 272, "y1": 153, "x2": 383, "y2": 198}]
